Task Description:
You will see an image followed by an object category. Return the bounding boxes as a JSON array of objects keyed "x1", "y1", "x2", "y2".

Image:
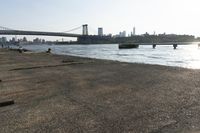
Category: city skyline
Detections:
[{"x1": 1, "y1": 0, "x2": 200, "y2": 40}]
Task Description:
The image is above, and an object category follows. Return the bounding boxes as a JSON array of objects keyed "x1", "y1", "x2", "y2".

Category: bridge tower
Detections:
[{"x1": 82, "y1": 24, "x2": 88, "y2": 35}]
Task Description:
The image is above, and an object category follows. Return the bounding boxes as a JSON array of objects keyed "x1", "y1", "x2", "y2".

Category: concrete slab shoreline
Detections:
[{"x1": 1, "y1": 49, "x2": 200, "y2": 133}]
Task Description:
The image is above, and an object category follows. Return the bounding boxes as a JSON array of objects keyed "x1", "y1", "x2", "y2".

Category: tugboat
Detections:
[{"x1": 119, "y1": 43, "x2": 139, "y2": 49}]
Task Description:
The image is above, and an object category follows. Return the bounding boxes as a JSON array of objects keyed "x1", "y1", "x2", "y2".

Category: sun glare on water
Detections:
[{"x1": 182, "y1": 44, "x2": 200, "y2": 69}]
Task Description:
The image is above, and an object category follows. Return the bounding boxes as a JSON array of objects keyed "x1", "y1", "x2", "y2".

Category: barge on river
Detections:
[{"x1": 119, "y1": 43, "x2": 139, "y2": 49}]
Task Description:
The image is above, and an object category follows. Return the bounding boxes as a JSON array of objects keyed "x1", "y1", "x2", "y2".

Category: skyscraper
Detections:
[
  {"x1": 98, "y1": 28, "x2": 103, "y2": 36},
  {"x1": 133, "y1": 27, "x2": 136, "y2": 36}
]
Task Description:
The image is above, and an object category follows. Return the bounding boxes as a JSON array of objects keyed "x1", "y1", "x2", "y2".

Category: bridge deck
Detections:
[{"x1": 0, "y1": 30, "x2": 82, "y2": 37}]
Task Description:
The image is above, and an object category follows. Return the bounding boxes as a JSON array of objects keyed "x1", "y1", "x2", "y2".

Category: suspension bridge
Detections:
[{"x1": 0, "y1": 24, "x2": 90, "y2": 38}]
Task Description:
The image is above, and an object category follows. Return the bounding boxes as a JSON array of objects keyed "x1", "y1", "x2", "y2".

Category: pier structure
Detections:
[{"x1": 118, "y1": 42, "x2": 200, "y2": 49}]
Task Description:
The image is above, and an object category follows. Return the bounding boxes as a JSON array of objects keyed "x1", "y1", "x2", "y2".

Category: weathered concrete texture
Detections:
[{"x1": 1, "y1": 49, "x2": 200, "y2": 133}]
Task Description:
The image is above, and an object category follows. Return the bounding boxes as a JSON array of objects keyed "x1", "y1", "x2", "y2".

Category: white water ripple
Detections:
[{"x1": 11, "y1": 43, "x2": 200, "y2": 69}]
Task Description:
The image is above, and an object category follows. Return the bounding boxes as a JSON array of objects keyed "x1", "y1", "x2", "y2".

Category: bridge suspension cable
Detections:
[
  {"x1": 89, "y1": 26, "x2": 98, "y2": 35},
  {"x1": 0, "y1": 26, "x2": 14, "y2": 31},
  {"x1": 63, "y1": 26, "x2": 82, "y2": 33}
]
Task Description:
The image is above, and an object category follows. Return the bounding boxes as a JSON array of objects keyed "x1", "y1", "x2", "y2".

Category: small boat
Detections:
[{"x1": 119, "y1": 43, "x2": 139, "y2": 49}]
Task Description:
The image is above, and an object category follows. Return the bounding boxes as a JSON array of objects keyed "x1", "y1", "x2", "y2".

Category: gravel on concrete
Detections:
[{"x1": 1, "y1": 49, "x2": 200, "y2": 133}]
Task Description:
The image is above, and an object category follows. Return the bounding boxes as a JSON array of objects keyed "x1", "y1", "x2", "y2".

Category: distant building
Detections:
[
  {"x1": 33, "y1": 38, "x2": 42, "y2": 43},
  {"x1": 133, "y1": 27, "x2": 136, "y2": 36},
  {"x1": 120, "y1": 31, "x2": 126, "y2": 37},
  {"x1": 10, "y1": 37, "x2": 17, "y2": 43},
  {"x1": 42, "y1": 39, "x2": 46, "y2": 43},
  {"x1": 113, "y1": 31, "x2": 127, "y2": 38},
  {"x1": 98, "y1": 28, "x2": 103, "y2": 36},
  {"x1": 107, "y1": 34, "x2": 112, "y2": 37},
  {"x1": 0, "y1": 37, "x2": 7, "y2": 43},
  {"x1": 22, "y1": 37, "x2": 27, "y2": 42}
]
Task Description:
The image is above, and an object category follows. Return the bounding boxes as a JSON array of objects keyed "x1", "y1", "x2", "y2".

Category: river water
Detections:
[{"x1": 11, "y1": 43, "x2": 200, "y2": 69}]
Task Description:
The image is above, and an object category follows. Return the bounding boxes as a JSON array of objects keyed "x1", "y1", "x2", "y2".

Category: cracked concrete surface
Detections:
[{"x1": 1, "y1": 49, "x2": 200, "y2": 133}]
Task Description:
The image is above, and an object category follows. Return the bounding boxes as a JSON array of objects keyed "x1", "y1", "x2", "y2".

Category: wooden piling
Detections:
[
  {"x1": 153, "y1": 44, "x2": 156, "y2": 49},
  {"x1": 173, "y1": 44, "x2": 178, "y2": 49},
  {"x1": 0, "y1": 100, "x2": 14, "y2": 107}
]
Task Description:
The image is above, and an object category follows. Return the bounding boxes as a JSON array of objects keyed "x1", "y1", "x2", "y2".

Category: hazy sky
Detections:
[{"x1": 1, "y1": 0, "x2": 200, "y2": 40}]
